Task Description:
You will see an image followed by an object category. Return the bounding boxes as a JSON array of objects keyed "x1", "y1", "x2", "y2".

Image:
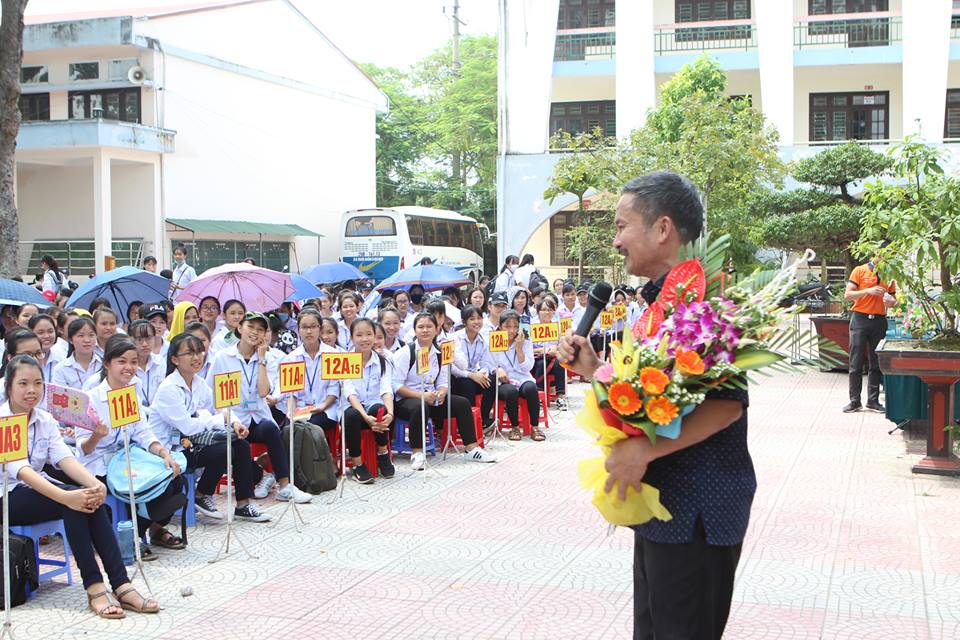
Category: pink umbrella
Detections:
[{"x1": 178, "y1": 263, "x2": 294, "y2": 313}]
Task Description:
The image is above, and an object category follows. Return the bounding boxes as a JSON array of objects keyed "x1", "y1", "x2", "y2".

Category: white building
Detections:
[
  {"x1": 16, "y1": 0, "x2": 387, "y2": 277},
  {"x1": 497, "y1": 0, "x2": 959, "y2": 281}
]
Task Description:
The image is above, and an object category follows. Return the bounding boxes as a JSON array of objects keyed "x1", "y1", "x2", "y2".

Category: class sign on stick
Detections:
[
  {"x1": 107, "y1": 385, "x2": 141, "y2": 429},
  {"x1": 559, "y1": 317, "x2": 572, "y2": 335},
  {"x1": 489, "y1": 330, "x2": 509, "y2": 353},
  {"x1": 417, "y1": 346, "x2": 431, "y2": 375},
  {"x1": 440, "y1": 341, "x2": 455, "y2": 367},
  {"x1": 321, "y1": 352, "x2": 363, "y2": 380},
  {"x1": 278, "y1": 361, "x2": 306, "y2": 394},
  {"x1": 0, "y1": 414, "x2": 27, "y2": 464},
  {"x1": 613, "y1": 304, "x2": 627, "y2": 321},
  {"x1": 600, "y1": 310, "x2": 614, "y2": 330},
  {"x1": 214, "y1": 372, "x2": 242, "y2": 409},
  {"x1": 530, "y1": 322, "x2": 559, "y2": 344}
]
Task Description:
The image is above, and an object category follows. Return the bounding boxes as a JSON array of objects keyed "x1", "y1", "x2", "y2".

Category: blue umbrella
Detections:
[
  {"x1": 287, "y1": 274, "x2": 328, "y2": 302},
  {"x1": 301, "y1": 262, "x2": 366, "y2": 285},
  {"x1": 69, "y1": 266, "x2": 172, "y2": 312},
  {"x1": 374, "y1": 264, "x2": 471, "y2": 292},
  {"x1": 0, "y1": 279, "x2": 52, "y2": 308}
]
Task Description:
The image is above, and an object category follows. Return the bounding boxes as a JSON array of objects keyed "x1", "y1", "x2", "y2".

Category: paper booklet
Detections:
[{"x1": 46, "y1": 383, "x2": 100, "y2": 431}]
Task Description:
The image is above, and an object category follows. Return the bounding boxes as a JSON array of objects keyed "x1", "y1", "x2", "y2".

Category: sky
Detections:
[{"x1": 24, "y1": 0, "x2": 500, "y2": 69}]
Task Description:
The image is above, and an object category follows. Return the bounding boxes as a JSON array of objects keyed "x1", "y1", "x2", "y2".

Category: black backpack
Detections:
[
  {"x1": 282, "y1": 419, "x2": 338, "y2": 494},
  {"x1": 529, "y1": 269, "x2": 549, "y2": 292},
  {"x1": 0, "y1": 533, "x2": 38, "y2": 608}
]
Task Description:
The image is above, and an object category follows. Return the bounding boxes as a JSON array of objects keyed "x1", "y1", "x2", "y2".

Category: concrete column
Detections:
[
  {"x1": 616, "y1": 0, "x2": 656, "y2": 137},
  {"x1": 92, "y1": 150, "x2": 112, "y2": 272},
  {"x1": 147, "y1": 157, "x2": 164, "y2": 268},
  {"x1": 755, "y1": 0, "x2": 796, "y2": 145},
  {"x1": 902, "y1": 1, "x2": 952, "y2": 142}
]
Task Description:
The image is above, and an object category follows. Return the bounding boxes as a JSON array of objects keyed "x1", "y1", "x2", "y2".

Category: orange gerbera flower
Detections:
[
  {"x1": 608, "y1": 381, "x2": 643, "y2": 416},
  {"x1": 638, "y1": 367, "x2": 670, "y2": 395},
  {"x1": 645, "y1": 396, "x2": 679, "y2": 425},
  {"x1": 675, "y1": 349, "x2": 705, "y2": 376}
]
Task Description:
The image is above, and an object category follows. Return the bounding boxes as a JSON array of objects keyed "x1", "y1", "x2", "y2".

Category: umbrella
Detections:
[
  {"x1": 179, "y1": 263, "x2": 294, "y2": 313},
  {"x1": 68, "y1": 266, "x2": 171, "y2": 312},
  {"x1": 375, "y1": 264, "x2": 471, "y2": 292},
  {"x1": 287, "y1": 274, "x2": 328, "y2": 302},
  {"x1": 0, "y1": 279, "x2": 53, "y2": 308},
  {"x1": 301, "y1": 262, "x2": 366, "y2": 285}
]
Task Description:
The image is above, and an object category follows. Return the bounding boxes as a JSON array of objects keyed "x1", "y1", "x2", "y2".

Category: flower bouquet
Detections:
[{"x1": 578, "y1": 235, "x2": 842, "y2": 526}]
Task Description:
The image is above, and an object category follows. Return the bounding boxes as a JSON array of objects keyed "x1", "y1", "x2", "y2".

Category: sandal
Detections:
[
  {"x1": 114, "y1": 585, "x2": 160, "y2": 614},
  {"x1": 508, "y1": 426, "x2": 522, "y2": 441},
  {"x1": 151, "y1": 527, "x2": 186, "y2": 550},
  {"x1": 87, "y1": 590, "x2": 125, "y2": 619},
  {"x1": 140, "y1": 545, "x2": 159, "y2": 562},
  {"x1": 531, "y1": 427, "x2": 546, "y2": 442}
]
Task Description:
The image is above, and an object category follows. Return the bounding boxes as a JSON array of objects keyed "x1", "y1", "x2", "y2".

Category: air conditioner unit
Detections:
[{"x1": 127, "y1": 66, "x2": 147, "y2": 84}]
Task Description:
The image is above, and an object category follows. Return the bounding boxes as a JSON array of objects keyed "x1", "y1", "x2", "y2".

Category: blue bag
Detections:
[{"x1": 106, "y1": 446, "x2": 187, "y2": 519}]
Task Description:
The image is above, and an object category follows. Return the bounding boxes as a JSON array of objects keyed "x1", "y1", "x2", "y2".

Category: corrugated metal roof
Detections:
[{"x1": 165, "y1": 218, "x2": 321, "y2": 237}]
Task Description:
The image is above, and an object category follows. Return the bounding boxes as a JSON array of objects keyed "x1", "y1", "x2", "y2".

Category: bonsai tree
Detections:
[
  {"x1": 750, "y1": 142, "x2": 892, "y2": 280},
  {"x1": 856, "y1": 137, "x2": 960, "y2": 337}
]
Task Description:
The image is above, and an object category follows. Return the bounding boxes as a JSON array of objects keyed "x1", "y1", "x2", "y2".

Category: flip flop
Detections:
[{"x1": 151, "y1": 527, "x2": 186, "y2": 550}]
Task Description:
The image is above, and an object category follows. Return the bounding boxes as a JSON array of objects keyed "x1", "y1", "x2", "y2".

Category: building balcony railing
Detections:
[
  {"x1": 554, "y1": 29, "x2": 616, "y2": 62},
  {"x1": 794, "y1": 12, "x2": 901, "y2": 49},
  {"x1": 17, "y1": 118, "x2": 175, "y2": 154},
  {"x1": 951, "y1": 16, "x2": 960, "y2": 40},
  {"x1": 654, "y1": 19, "x2": 756, "y2": 55}
]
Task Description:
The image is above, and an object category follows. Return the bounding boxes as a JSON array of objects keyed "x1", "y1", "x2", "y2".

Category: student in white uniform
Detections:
[
  {"x1": 336, "y1": 291, "x2": 363, "y2": 351},
  {"x1": 494, "y1": 255, "x2": 519, "y2": 293},
  {"x1": 531, "y1": 299, "x2": 567, "y2": 411},
  {"x1": 513, "y1": 254, "x2": 537, "y2": 290},
  {"x1": 28, "y1": 313, "x2": 62, "y2": 383},
  {"x1": 127, "y1": 321, "x2": 165, "y2": 414},
  {"x1": 279, "y1": 309, "x2": 339, "y2": 434},
  {"x1": 495, "y1": 310, "x2": 544, "y2": 442},
  {"x1": 184, "y1": 322, "x2": 213, "y2": 379},
  {"x1": 341, "y1": 318, "x2": 395, "y2": 483},
  {"x1": 51, "y1": 317, "x2": 102, "y2": 391},
  {"x1": 0, "y1": 329, "x2": 44, "y2": 404},
  {"x1": 392, "y1": 312, "x2": 496, "y2": 471},
  {"x1": 207, "y1": 312, "x2": 312, "y2": 504},
  {"x1": 80, "y1": 335, "x2": 187, "y2": 558},
  {"x1": 483, "y1": 291, "x2": 509, "y2": 335},
  {"x1": 1, "y1": 355, "x2": 159, "y2": 619},
  {"x1": 209, "y1": 300, "x2": 246, "y2": 355},
  {"x1": 558, "y1": 284, "x2": 584, "y2": 328},
  {"x1": 450, "y1": 305, "x2": 498, "y2": 428},
  {"x1": 169, "y1": 243, "x2": 197, "y2": 301},
  {"x1": 92, "y1": 307, "x2": 119, "y2": 361},
  {"x1": 198, "y1": 296, "x2": 224, "y2": 340},
  {"x1": 320, "y1": 316, "x2": 343, "y2": 351},
  {"x1": 378, "y1": 307, "x2": 406, "y2": 354},
  {"x1": 149, "y1": 334, "x2": 270, "y2": 523},
  {"x1": 465, "y1": 287, "x2": 488, "y2": 315}
]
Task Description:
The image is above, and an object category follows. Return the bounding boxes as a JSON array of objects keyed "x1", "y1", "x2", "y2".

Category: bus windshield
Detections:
[{"x1": 344, "y1": 215, "x2": 396, "y2": 237}]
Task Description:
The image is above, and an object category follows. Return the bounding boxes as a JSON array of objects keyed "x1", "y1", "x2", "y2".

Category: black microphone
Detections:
[{"x1": 569, "y1": 281, "x2": 613, "y2": 359}]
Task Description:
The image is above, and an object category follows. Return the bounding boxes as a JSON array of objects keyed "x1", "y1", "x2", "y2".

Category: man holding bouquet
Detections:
[{"x1": 559, "y1": 171, "x2": 753, "y2": 640}]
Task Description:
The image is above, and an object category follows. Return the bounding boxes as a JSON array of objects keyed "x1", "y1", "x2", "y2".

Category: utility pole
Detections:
[{"x1": 449, "y1": 0, "x2": 463, "y2": 188}]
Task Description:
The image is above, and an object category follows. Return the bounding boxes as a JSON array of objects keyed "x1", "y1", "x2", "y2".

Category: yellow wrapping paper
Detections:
[{"x1": 577, "y1": 390, "x2": 673, "y2": 526}]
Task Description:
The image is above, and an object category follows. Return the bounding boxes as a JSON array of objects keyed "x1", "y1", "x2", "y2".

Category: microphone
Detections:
[{"x1": 568, "y1": 281, "x2": 613, "y2": 360}]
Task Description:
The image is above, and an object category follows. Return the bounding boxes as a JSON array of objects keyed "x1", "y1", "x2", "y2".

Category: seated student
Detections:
[
  {"x1": 184, "y1": 322, "x2": 213, "y2": 379},
  {"x1": 92, "y1": 307, "x2": 120, "y2": 360},
  {"x1": 508, "y1": 288, "x2": 532, "y2": 327},
  {"x1": 378, "y1": 307, "x2": 405, "y2": 354},
  {"x1": 450, "y1": 305, "x2": 498, "y2": 429},
  {"x1": 198, "y1": 296, "x2": 224, "y2": 339},
  {"x1": 0, "y1": 328, "x2": 44, "y2": 404},
  {"x1": 531, "y1": 299, "x2": 567, "y2": 411},
  {"x1": 51, "y1": 317, "x2": 101, "y2": 391},
  {"x1": 207, "y1": 312, "x2": 312, "y2": 504},
  {"x1": 125, "y1": 301, "x2": 143, "y2": 333},
  {"x1": 149, "y1": 334, "x2": 270, "y2": 523},
  {"x1": 140, "y1": 304, "x2": 170, "y2": 360},
  {"x1": 28, "y1": 313, "x2": 62, "y2": 383},
  {"x1": 558, "y1": 283, "x2": 582, "y2": 328},
  {"x1": 341, "y1": 318, "x2": 395, "y2": 483},
  {"x1": 80, "y1": 335, "x2": 188, "y2": 559},
  {"x1": 320, "y1": 316, "x2": 343, "y2": 351},
  {"x1": 166, "y1": 301, "x2": 199, "y2": 343},
  {"x1": 494, "y1": 311, "x2": 543, "y2": 442},
  {"x1": 465, "y1": 286, "x2": 488, "y2": 316},
  {"x1": 279, "y1": 308, "x2": 339, "y2": 435},
  {"x1": 483, "y1": 291, "x2": 508, "y2": 334},
  {"x1": 404, "y1": 299, "x2": 450, "y2": 343},
  {"x1": 336, "y1": 291, "x2": 363, "y2": 351},
  {"x1": 392, "y1": 312, "x2": 496, "y2": 471},
  {"x1": 209, "y1": 300, "x2": 246, "y2": 355},
  {"x1": 127, "y1": 320, "x2": 165, "y2": 413},
  {"x1": 262, "y1": 315, "x2": 292, "y2": 427},
  {"x1": 1, "y1": 355, "x2": 159, "y2": 619}
]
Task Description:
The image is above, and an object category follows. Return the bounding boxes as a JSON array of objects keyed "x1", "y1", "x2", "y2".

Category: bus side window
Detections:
[
  {"x1": 436, "y1": 220, "x2": 450, "y2": 246},
  {"x1": 407, "y1": 217, "x2": 423, "y2": 244},
  {"x1": 422, "y1": 219, "x2": 436, "y2": 245}
]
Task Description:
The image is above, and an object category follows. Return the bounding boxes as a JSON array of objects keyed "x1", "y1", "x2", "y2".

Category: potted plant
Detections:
[{"x1": 858, "y1": 136, "x2": 960, "y2": 476}]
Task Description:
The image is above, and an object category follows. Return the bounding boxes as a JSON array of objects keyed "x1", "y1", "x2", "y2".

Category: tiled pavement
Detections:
[{"x1": 9, "y1": 368, "x2": 960, "y2": 639}]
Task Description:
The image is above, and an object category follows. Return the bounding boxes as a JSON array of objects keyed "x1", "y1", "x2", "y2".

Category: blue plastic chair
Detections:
[
  {"x1": 392, "y1": 418, "x2": 436, "y2": 456},
  {"x1": 11, "y1": 520, "x2": 73, "y2": 597}
]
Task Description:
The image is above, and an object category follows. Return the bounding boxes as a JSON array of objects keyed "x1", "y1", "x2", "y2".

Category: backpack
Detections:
[
  {"x1": 528, "y1": 269, "x2": 549, "y2": 292},
  {"x1": 406, "y1": 342, "x2": 441, "y2": 383},
  {"x1": 0, "y1": 533, "x2": 38, "y2": 608},
  {"x1": 282, "y1": 419, "x2": 338, "y2": 494},
  {"x1": 106, "y1": 447, "x2": 189, "y2": 519}
]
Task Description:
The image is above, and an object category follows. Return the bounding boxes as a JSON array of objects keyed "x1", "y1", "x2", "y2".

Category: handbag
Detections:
[
  {"x1": 106, "y1": 446, "x2": 187, "y2": 519},
  {"x1": 186, "y1": 428, "x2": 238, "y2": 451}
]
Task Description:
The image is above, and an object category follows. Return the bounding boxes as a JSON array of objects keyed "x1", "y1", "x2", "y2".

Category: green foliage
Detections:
[
  {"x1": 647, "y1": 56, "x2": 727, "y2": 144},
  {"x1": 856, "y1": 137, "x2": 960, "y2": 334},
  {"x1": 792, "y1": 141, "x2": 893, "y2": 191}
]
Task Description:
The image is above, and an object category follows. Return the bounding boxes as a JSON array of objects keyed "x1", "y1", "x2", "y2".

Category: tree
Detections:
[
  {"x1": 749, "y1": 142, "x2": 892, "y2": 278},
  {"x1": 0, "y1": 0, "x2": 29, "y2": 279}
]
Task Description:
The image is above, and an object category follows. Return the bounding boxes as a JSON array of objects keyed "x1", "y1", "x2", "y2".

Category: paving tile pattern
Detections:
[{"x1": 7, "y1": 368, "x2": 959, "y2": 638}]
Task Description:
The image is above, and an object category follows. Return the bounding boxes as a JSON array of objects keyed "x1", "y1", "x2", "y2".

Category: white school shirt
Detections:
[
  {"x1": 494, "y1": 338, "x2": 535, "y2": 386},
  {"x1": 264, "y1": 347, "x2": 285, "y2": 396},
  {"x1": 392, "y1": 342, "x2": 448, "y2": 395},
  {"x1": 626, "y1": 301, "x2": 644, "y2": 333},
  {"x1": 78, "y1": 379, "x2": 160, "y2": 477},
  {"x1": 41, "y1": 270, "x2": 64, "y2": 294},
  {"x1": 336, "y1": 318, "x2": 355, "y2": 351},
  {"x1": 279, "y1": 345, "x2": 340, "y2": 421},
  {"x1": 136, "y1": 353, "x2": 166, "y2": 409},
  {"x1": 170, "y1": 262, "x2": 197, "y2": 301},
  {"x1": 452, "y1": 329, "x2": 496, "y2": 379},
  {"x1": 51, "y1": 354, "x2": 102, "y2": 391},
  {"x1": 206, "y1": 345, "x2": 273, "y2": 424},
  {"x1": 342, "y1": 352, "x2": 392, "y2": 409},
  {"x1": 0, "y1": 404, "x2": 73, "y2": 491},
  {"x1": 42, "y1": 349, "x2": 63, "y2": 385},
  {"x1": 149, "y1": 370, "x2": 231, "y2": 451},
  {"x1": 383, "y1": 336, "x2": 405, "y2": 354},
  {"x1": 209, "y1": 326, "x2": 238, "y2": 355},
  {"x1": 494, "y1": 270, "x2": 514, "y2": 293},
  {"x1": 513, "y1": 264, "x2": 536, "y2": 289},
  {"x1": 50, "y1": 338, "x2": 69, "y2": 362}
]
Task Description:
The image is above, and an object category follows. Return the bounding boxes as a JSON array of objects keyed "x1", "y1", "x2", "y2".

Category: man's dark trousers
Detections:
[
  {"x1": 848, "y1": 311, "x2": 887, "y2": 405},
  {"x1": 633, "y1": 520, "x2": 742, "y2": 640}
]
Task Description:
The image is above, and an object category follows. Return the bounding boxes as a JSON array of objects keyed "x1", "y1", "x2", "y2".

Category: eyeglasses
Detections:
[
  {"x1": 200, "y1": 305, "x2": 219, "y2": 312},
  {"x1": 176, "y1": 350, "x2": 204, "y2": 359},
  {"x1": 22, "y1": 350, "x2": 44, "y2": 359}
]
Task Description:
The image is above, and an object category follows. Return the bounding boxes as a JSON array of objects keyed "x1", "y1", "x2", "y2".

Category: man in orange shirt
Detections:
[{"x1": 843, "y1": 256, "x2": 896, "y2": 413}]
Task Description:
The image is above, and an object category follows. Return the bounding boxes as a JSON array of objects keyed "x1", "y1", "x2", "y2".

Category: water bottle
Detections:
[{"x1": 117, "y1": 520, "x2": 135, "y2": 565}]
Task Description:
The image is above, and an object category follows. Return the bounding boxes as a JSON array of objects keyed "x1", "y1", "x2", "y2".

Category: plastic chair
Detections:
[
  {"x1": 392, "y1": 418, "x2": 436, "y2": 456},
  {"x1": 438, "y1": 407, "x2": 485, "y2": 450},
  {"x1": 12, "y1": 520, "x2": 73, "y2": 597}
]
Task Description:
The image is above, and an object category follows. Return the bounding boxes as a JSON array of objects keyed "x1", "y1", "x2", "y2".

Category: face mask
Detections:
[
  {"x1": 278, "y1": 313, "x2": 289, "y2": 322},
  {"x1": 175, "y1": 257, "x2": 185, "y2": 265},
  {"x1": 410, "y1": 293, "x2": 424, "y2": 305}
]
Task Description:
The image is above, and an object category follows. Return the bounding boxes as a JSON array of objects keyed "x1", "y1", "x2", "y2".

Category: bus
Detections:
[{"x1": 340, "y1": 206, "x2": 484, "y2": 283}]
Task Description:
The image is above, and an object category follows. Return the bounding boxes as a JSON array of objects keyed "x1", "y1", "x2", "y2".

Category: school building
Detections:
[
  {"x1": 497, "y1": 0, "x2": 960, "y2": 282},
  {"x1": 15, "y1": 0, "x2": 387, "y2": 278}
]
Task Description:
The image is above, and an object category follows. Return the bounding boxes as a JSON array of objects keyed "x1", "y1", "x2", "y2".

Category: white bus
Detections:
[{"x1": 340, "y1": 206, "x2": 485, "y2": 283}]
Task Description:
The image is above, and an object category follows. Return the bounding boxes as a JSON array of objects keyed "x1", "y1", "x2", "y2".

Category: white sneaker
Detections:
[
  {"x1": 276, "y1": 483, "x2": 313, "y2": 504},
  {"x1": 253, "y1": 472, "x2": 276, "y2": 499},
  {"x1": 410, "y1": 451, "x2": 426, "y2": 471},
  {"x1": 464, "y1": 447, "x2": 497, "y2": 463}
]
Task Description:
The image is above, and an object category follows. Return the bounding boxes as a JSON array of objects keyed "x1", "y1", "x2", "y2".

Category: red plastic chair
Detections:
[
  {"x1": 326, "y1": 424, "x2": 383, "y2": 477},
  {"x1": 438, "y1": 407, "x2": 485, "y2": 450}
]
